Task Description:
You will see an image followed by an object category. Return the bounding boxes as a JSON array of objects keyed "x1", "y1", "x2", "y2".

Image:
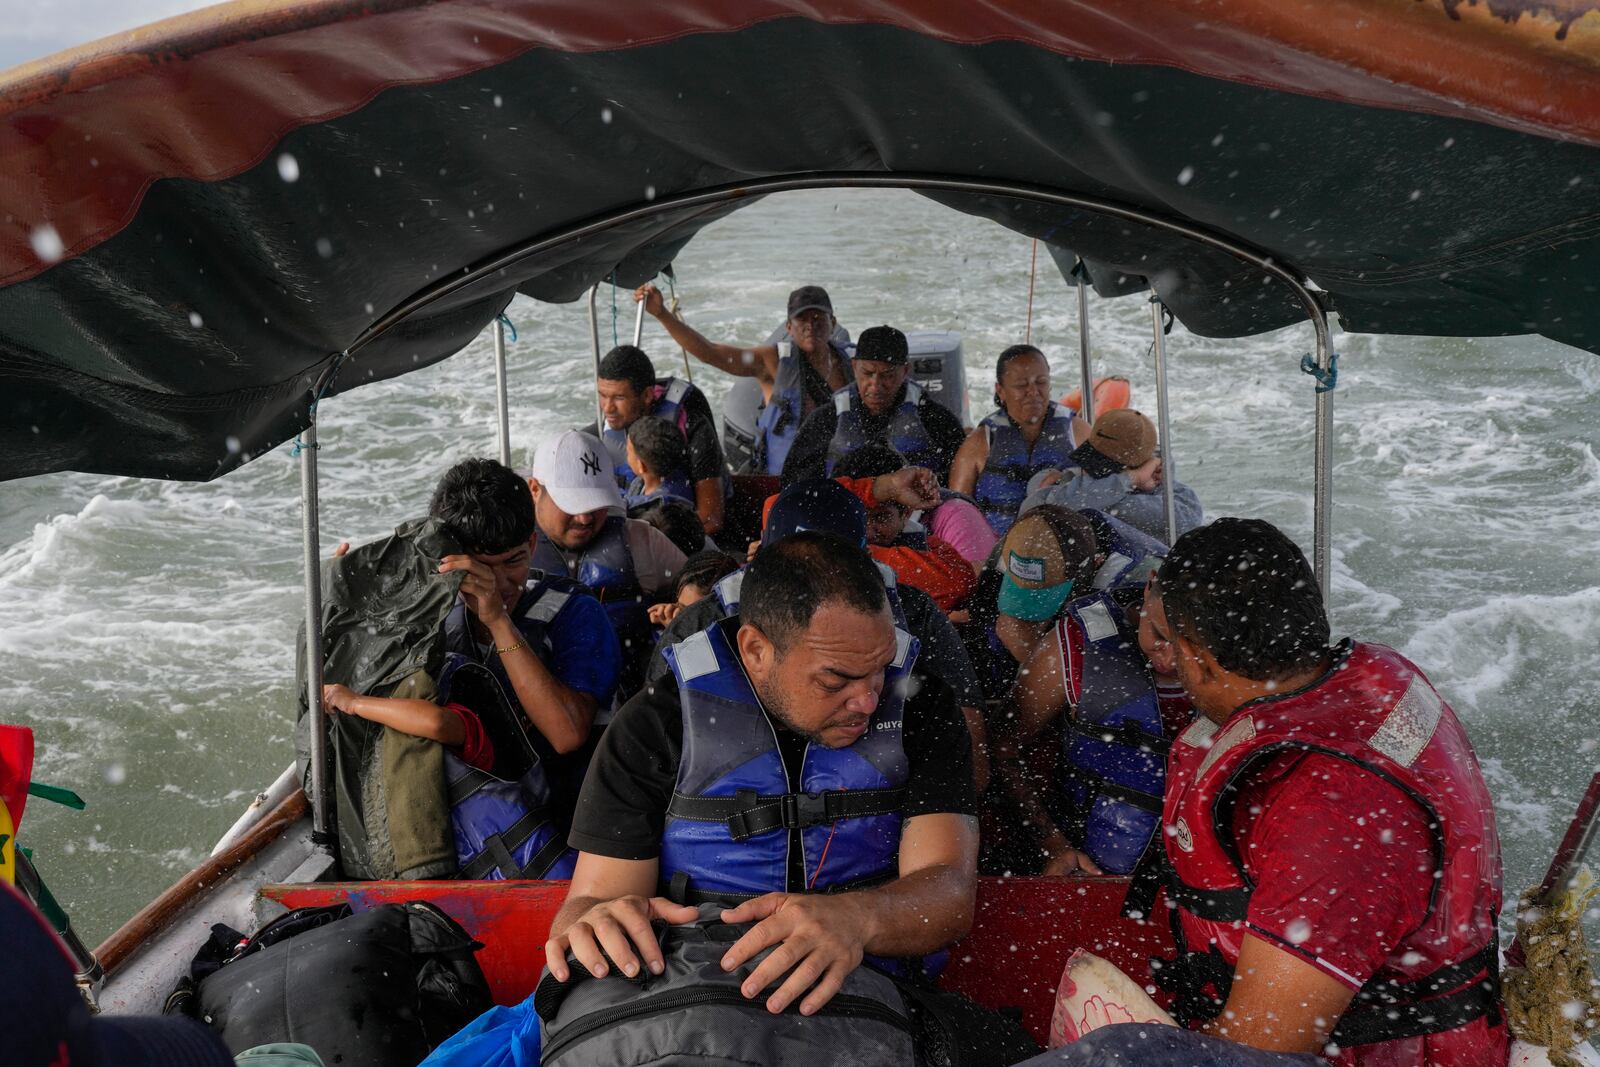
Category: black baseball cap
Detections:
[
  {"x1": 0, "y1": 882, "x2": 235, "y2": 1067},
  {"x1": 786, "y1": 285, "x2": 834, "y2": 318},
  {"x1": 854, "y1": 324, "x2": 909, "y2": 366},
  {"x1": 762, "y1": 478, "x2": 868, "y2": 549}
]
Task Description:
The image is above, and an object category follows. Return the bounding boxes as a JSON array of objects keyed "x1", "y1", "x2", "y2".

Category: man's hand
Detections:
[
  {"x1": 1043, "y1": 845, "x2": 1104, "y2": 877},
  {"x1": 1036, "y1": 469, "x2": 1064, "y2": 491},
  {"x1": 633, "y1": 283, "x2": 666, "y2": 318},
  {"x1": 873, "y1": 467, "x2": 940, "y2": 511},
  {"x1": 718, "y1": 893, "x2": 869, "y2": 1016},
  {"x1": 647, "y1": 602, "x2": 683, "y2": 627},
  {"x1": 438, "y1": 554, "x2": 507, "y2": 626},
  {"x1": 544, "y1": 895, "x2": 698, "y2": 983},
  {"x1": 1128, "y1": 456, "x2": 1163, "y2": 493},
  {"x1": 746, "y1": 539, "x2": 761, "y2": 562}
]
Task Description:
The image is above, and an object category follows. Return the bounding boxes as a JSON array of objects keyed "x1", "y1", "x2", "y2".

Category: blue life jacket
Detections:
[
  {"x1": 1081, "y1": 508, "x2": 1168, "y2": 591},
  {"x1": 532, "y1": 515, "x2": 650, "y2": 664},
  {"x1": 824, "y1": 381, "x2": 938, "y2": 475},
  {"x1": 602, "y1": 377, "x2": 696, "y2": 485},
  {"x1": 974, "y1": 403, "x2": 1079, "y2": 537},
  {"x1": 657, "y1": 618, "x2": 919, "y2": 902},
  {"x1": 755, "y1": 342, "x2": 852, "y2": 475},
  {"x1": 1056, "y1": 591, "x2": 1168, "y2": 875},
  {"x1": 713, "y1": 561, "x2": 910, "y2": 632},
  {"x1": 443, "y1": 574, "x2": 587, "y2": 726},
  {"x1": 434, "y1": 653, "x2": 576, "y2": 880},
  {"x1": 624, "y1": 473, "x2": 694, "y2": 511}
]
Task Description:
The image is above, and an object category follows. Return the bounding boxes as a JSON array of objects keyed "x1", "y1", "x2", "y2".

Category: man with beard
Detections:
[
  {"x1": 546, "y1": 533, "x2": 979, "y2": 1016},
  {"x1": 529, "y1": 430, "x2": 687, "y2": 702},
  {"x1": 635, "y1": 282, "x2": 853, "y2": 475}
]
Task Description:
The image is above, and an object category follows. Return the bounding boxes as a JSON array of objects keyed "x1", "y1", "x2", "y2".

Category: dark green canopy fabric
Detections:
[{"x1": 3, "y1": 4, "x2": 1599, "y2": 482}]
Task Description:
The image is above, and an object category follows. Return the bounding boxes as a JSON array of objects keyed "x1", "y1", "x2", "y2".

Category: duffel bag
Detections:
[
  {"x1": 190, "y1": 900, "x2": 492, "y2": 1067},
  {"x1": 534, "y1": 903, "x2": 914, "y2": 1066}
]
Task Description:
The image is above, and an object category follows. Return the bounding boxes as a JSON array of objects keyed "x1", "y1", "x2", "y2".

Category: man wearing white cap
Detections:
[{"x1": 529, "y1": 430, "x2": 688, "y2": 701}]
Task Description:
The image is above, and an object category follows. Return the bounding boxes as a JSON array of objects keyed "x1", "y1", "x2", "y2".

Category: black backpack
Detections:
[
  {"x1": 535, "y1": 905, "x2": 914, "y2": 1066},
  {"x1": 169, "y1": 901, "x2": 492, "y2": 1067},
  {"x1": 535, "y1": 905, "x2": 1040, "y2": 1067}
]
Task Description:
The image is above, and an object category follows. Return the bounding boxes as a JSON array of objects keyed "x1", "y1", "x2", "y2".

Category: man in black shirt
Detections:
[
  {"x1": 583, "y1": 344, "x2": 728, "y2": 536},
  {"x1": 647, "y1": 475, "x2": 991, "y2": 791},
  {"x1": 780, "y1": 325, "x2": 968, "y2": 486},
  {"x1": 545, "y1": 534, "x2": 979, "y2": 1018}
]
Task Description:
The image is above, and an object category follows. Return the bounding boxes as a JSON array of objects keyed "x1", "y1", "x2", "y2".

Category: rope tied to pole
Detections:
[
  {"x1": 1300, "y1": 350, "x2": 1339, "y2": 393},
  {"x1": 1024, "y1": 239, "x2": 1039, "y2": 344},
  {"x1": 290, "y1": 350, "x2": 350, "y2": 456},
  {"x1": 656, "y1": 263, "x2": 692, "y2": 381},
  {"x1": 609, "y1": 277, "x2": 620, "y2": 348},
  {"x1": 497, "y1": 312, "x2": 518, "y2": 343}
]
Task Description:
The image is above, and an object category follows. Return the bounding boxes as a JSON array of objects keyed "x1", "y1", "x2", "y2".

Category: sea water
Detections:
[{"x1": 1, "y1": 189, "x2": 1597, "y2": 942}]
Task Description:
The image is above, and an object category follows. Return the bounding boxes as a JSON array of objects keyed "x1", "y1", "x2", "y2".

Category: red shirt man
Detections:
[{"x1": 1146, "y1": 518, "x2": 1504, "y2": 1066}]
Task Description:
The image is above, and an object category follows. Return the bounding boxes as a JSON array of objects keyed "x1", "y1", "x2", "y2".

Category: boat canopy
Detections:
[{"x1": 4, "y1": 0, "x2": 1600, "y2": 483}]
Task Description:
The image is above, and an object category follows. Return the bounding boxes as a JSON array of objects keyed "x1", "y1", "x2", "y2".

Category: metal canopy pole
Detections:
[
  {"x1": 299, "y1": 412, "x2": 333, "y2": 852},
  {"x1": 1150, "y1": 299, "x2": 1179, "y2": 548},
  {"x1": 1076, "y1": 260, "x2": 1095, "y2": 425},
  {"x1": 587, "y1": 284, "x2": 605, "y2": 434},
  {"x1": 1312, "y1": 366, "x2": 1334, "y2": 608},
  {"x1": 632, "y1": 288, "x2": 646, "y2": 347},
  {"x1": 492, "y1": 317, "x2": 511, "y2": 466}
]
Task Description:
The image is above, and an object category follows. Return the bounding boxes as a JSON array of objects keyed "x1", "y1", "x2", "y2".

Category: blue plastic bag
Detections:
[{"x1": 418, "y1": 993, "x2": 541, "y2": 1067}]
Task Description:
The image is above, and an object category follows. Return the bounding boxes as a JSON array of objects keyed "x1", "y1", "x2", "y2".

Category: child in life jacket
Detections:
[
  {"x1": 623, "y1": 415, "x2": 695, "y2": 512},
  {"x1": 646, "y1": 550, "x2": 740, "y2": 628},
  {"x1": 322, "y1": 683, "x2": 493, "y2": 773}
]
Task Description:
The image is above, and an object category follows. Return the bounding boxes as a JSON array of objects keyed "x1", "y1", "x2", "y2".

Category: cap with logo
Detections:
[
  {"x1": 762, "y1": 478, "x2": 868, "y2": 549},
  {"x1": 786, "y1": 285, "x2": 834, "y2": 319},
  {"x1": 853, "y1": 325, "x2": 909, "y2": 367},
  {"x1": 995, "y1": 507, "x2": 1098, "y2": 622},
  {"x1": 1068, "y1": 408, "x2": 1158, "y2": 479},
  {"x1": 531, "y1": 430, "x2": 624, "y2": 515}
]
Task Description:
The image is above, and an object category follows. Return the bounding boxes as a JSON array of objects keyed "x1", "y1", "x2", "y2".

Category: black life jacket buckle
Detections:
[{"x1": 783, "y1": 791, "x2": 829, "y2": 829}]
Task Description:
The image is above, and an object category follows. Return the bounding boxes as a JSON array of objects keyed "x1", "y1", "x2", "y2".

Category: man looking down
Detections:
[
  {"x1": 528, "y1": 430, "x2": 687, "y2": 701},
  {"x1": 1120, "y1": 518, "x2": 1505, "y2": 1065},
  {"x1": 782, "y1": 324, "x2": 968, "y2": 485},
  {"x1": 583, "y1": 344, "x2": 726, "y2": 535},
  {"x1": 650, "y1": 477, "x2": 992, "y2": 793},
  {"x1": 545, "y1": 534, "x2": 979, "y2": 1016}
]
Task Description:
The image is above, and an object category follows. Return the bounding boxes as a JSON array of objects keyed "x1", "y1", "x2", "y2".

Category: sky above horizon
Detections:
[{"x1": 1, "y1": 0, "x2": 218, "y2": 71}]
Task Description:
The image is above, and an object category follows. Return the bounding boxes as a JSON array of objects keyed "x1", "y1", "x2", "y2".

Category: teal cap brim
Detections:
[{"x1": 997, "y1": 573, "x2": 1074, "y2": 622}]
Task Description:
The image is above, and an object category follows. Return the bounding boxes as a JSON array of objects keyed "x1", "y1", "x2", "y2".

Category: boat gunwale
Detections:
[{"x1": 94, "y1": 786, "x2": 308, "y2": 977}]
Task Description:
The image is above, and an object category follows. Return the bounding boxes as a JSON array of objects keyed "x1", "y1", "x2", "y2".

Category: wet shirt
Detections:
[
  {"x1": 569, "y1": 666, "x2": 977, "y2": 864},
  {"x1": 1231, "y1": 753, "x2": 1436, "y2": 993}
]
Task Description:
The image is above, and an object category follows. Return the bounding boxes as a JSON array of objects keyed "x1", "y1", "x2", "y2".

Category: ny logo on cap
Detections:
[{"x1": 581, "y1": 451, "x2": 601, "y2": 476}]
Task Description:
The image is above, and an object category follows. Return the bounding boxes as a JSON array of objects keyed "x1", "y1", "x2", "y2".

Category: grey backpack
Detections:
[{"x1": 534, "y1": 905, "x2": 914, "y2": 1066}]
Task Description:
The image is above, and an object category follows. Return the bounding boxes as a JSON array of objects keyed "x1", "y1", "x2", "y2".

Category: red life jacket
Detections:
[{"x1": 1157, "y1": 641, "x2": 1504, "y2": 1060}]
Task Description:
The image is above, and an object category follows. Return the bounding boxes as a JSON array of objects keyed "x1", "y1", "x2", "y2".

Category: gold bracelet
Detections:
[{"x1": 494, "y1": 639, "x2": 526, "y2": 656}]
